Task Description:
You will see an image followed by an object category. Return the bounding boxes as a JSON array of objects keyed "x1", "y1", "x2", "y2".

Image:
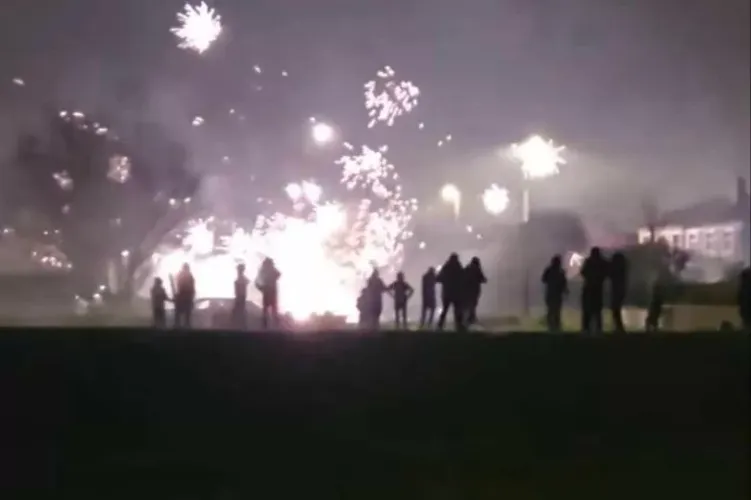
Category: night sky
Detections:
[{"x1": 1, "y1": 0, "x2": 748, "y2": 229}]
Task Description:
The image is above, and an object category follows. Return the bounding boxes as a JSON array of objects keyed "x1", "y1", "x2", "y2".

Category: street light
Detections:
[
  {"x1": 509, "y1": 134, "x2": 566, "y2": 315},
  {"x1": 510, "y1": 134, "x2": 565, "y2": 222},
  {"x1": 311, "y1": 122, "x2": 335, "y2": 146},
  {"x1": 482, "y1": 184, "x2": 510, "y2": 216},
  {"x1": 440, "y1": 183, "x2": 461, "y2": 220}
]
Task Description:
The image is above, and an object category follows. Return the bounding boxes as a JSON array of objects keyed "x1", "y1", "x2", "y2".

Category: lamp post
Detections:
[{"x1": 510, "y1": 134, "x2": 566, "y2": 316}]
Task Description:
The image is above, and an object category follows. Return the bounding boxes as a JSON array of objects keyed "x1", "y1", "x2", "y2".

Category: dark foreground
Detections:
[{"x1": 0, "y1": 330, "x2": 748, "y2": 499}]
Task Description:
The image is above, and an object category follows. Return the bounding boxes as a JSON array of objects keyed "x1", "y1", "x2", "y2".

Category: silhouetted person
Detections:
[
  {"x1": 437, "y1": 253, "x2": 465, "y2": 331},
  {"x1": 365, "y1": 270, "x2": 388, "y2": 329},
  {"x1": 420, "y1": 267, "x2": 437, "y2": 328},
  {"x1": 463, "y1": 257, "x2": 487, "y2": 326},
  {"x1": 645, "y1": 278, "x2": 665, "y2": 332},
  {"x1": 580, "y1": 247, "x2": 607, "y2": 334},
  {"x1": 174, "y1": 263, "x2": 195, "y2": 328},
  {"x1": 357, "y1": 287, "x2": 368, "y2": 328},
  {"x1": 256, "y1": 258, "x2": 281, "y2": 329},
  {"x1": 388, "y1": 271, "x2": 414, "y2": 329},
  {"x1": 232, "y1": 263, "x2": 250, "y2": 329},
  {"x1": 542, "y1": 255, "x2": 568, "y2": 332},
  {"x1": 739, "y1": 267, "x2": 750, "y2": 330},
  {"x1": 609, "y1": 252, "x2": 629, "y2": 333},
  {"x1": 150, "y1": 277, "x2": 169, "y2": 328}
]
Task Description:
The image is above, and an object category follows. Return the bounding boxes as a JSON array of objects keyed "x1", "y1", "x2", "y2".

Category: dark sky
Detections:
[{"x1": 1, "y1": 0, "x2": 748, "y2": 228}]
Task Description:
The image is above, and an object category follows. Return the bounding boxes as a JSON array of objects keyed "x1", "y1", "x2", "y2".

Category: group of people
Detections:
[
  {"x1": 150, "y1": 258, "x2": 282, "y2": 329},
  {"x1": 151, "y1": 248, "x2": 751, "y2": 333},
  {"x1": 356, "y1": 254, "x2": 487, "y2": 331},
  {"x1": 543, "y1": 247, "x2": 751, "y2": 332},
  {"x1": 542, "y1": 247, "x2": 629, "y2": 333}
]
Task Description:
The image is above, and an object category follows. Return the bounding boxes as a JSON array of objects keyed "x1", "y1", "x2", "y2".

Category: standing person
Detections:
[
  {"x1": 609, "y1": 252, "x2": 629, "y2": 333},
  {"x1": 645, "y1": 276, "x2": 666, "y2": 332},
  {"x1": 463, "y1": 257, "x2": 487, "y2": 326},
  {"x1": 150, "y1": 277, "x2": 170, "y2": 328},
  {"x1": 387, "y1": 272, "x2": 414, "y2": 329},
  {"x1": 256, "y1": 258, "x2": 281, "y2": 329},
  {"x1": 174, "y1": 263, "x2": 196, "y2": 329},
  {"x1": 420, "y1": 267, "x2": 438, "y2": 328},
  {"x1": 738, "y1": 267, "x2": 750, "y2": 330},
  {"x1": 437, "y1": 253, "x2": 465, "y2": 331},
  {"x1": 232, "y1": 263, "x2": 250, "y2": 329},
  {"x1": 580, "y1": 247, "x2": 608, "y2": 334},
  {"x1": 541, "y1": 255, "x2": 568, "y2": 332},
  {"x1": 365, "y1": 269, "x2": 388, "y2": 329},
  {"x1": 356, "y1": 287, "x2": 369, "y2": 328}
]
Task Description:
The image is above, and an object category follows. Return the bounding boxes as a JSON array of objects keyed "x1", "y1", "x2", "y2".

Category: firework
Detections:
[
  {"x1": 482, "y1": 184, "x2": 510, "y2": 216},
  {"x1": 364, "y1": 66, "x2": 420, "y2": 128},
  {"x1": 511, "y1": 134, "x2": 565, "y2": 180},
  {"x1": 171, "y1": 2, "x2": 223, "y2": 54},
  {"x1": 146, "y1": 146, "x2": 416, "y2": 322}
]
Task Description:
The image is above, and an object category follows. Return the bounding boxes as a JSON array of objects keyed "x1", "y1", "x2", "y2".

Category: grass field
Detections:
[{"x1": 0, "y1": 329, "x2": 747, "y2": 498}]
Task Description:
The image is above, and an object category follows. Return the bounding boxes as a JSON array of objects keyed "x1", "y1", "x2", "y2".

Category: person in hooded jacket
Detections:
[
  {"x1": 609, "y1": 252, "x2": 629, "y2": 332},
  {"x1": 541, "y1": 255, "x2": 568, "y2": 332},
  {"x1": 232, "y1": 263, "x2": 250, "y2": 329},
  {"x1": 174, "y1": 263, "x2": 196, "y2": 328},
  {"x1": 420, "y1": 267, "x2": 438, "y2": 328},
  {"x1": 463, "y1": 257, "x2": 487, "y2": 326},
  {"x1": 738, "y1": 267, "x2": 750, "y2": 330},
  {"x1": 580, "y1": 247, "x2": 608, "y2": 334},
  {"x1": 256, "y1": 258, "x2": 281, "y2": 329},
  {"x1": 150, "y1": 277, "x2": 170, "y2": 328},
  {"x1": 365, "y1": 269, "x2": 388, "y2": 329},
  {"x1": 437, "y1": 253, "x2": 465, "y2": 331}
]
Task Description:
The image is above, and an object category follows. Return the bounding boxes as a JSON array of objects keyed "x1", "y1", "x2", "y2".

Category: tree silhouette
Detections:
[{"x1": 10, "y1": 109, "x2": 200, "y2": 295}]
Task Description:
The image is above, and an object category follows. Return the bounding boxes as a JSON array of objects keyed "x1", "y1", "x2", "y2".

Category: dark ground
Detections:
[{"x1": 0, "y1": 330, "x2": 748, "y2": 499}]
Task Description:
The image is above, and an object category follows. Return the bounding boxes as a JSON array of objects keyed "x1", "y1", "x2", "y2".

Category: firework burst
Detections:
[
  {"x1": 364, "y1": 66, "x2": 420, "y2": 128},
  {"x1": 171, "y1": 2, "x2": 223, "y2": 54}
]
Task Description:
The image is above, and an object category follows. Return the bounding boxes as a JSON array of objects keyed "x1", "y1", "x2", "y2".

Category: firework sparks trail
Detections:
[
  {"x1": 364, "y1": 66, "x2": 420, "y2": 128},
  {"x1": 171, "y1": 2, "x2": 223, "y2": 54}
]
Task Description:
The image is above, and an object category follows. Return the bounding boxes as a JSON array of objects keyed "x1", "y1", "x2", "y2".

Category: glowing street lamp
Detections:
[
  {"x1": 509, "y1": 134, "x2": 566, "y2": 315},
  {"x1": 482, "y1": 184, "x2": 510, "y2": 216},
  {"x1": 510, "y1": 134, "x2": 565, "y2": 222},
  {"x1": 311, "y1": 122, "x2": 335, "y2": 146},
  {"x1": 440, "y1": 183, "x2": 461, "y2": 220}
]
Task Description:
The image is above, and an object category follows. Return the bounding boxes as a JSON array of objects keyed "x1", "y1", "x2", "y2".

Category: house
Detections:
[{"x1": 637, "y1": 177, "x2": 750, "y2": 281}]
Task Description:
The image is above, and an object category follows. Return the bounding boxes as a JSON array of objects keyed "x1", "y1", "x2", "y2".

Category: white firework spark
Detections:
[
  {"x1": 364, "y1": 66, "x2": 420, "y2": 128},
  {"x1": 482, "y1": 184, "x2": 510, "y2": 216},
  {"x1": 171, "y1": 2, "x2": 223, "y2": 54}
]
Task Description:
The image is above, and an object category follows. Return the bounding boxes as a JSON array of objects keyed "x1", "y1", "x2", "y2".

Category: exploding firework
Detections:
[
  {"x1": 146, "y1": 145, "x2": 416, "y2": 322},
  {"x1": 482, "y1": 184, "x2": 510, "y2": 216},
  {"x1": 364, "y1": 66, "x2": 420, "y2": 128},
  {"x1": 171, "y1": 2, "x2": 223, "y2": 54},
  {"x1": 511, "y1": 134, "x2": 566, "y2": 180}
]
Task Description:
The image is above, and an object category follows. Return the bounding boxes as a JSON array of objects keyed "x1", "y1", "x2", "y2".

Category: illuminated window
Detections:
[
  {"x1": 672, "y1": 234, "x2": 681, "y2": 248},
  {"x1": 687, "y1": 232, "x2": 699, "y2": 249},
  {"x1": 704, "y1": 230, "x2": 715, "y2": 253},
  {"x1": 723, "y1": 230, "x2": 735, "y2": 254}
]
